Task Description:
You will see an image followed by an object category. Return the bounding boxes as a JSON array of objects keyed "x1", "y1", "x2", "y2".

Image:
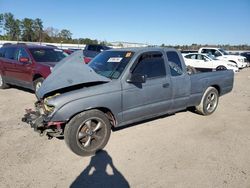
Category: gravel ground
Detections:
[{"x1": 0, "y1": 69, "x2": 250, "y2": 188}]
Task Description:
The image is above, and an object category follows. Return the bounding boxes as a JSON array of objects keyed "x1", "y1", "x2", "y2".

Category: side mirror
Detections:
[
  {"x1": 19, "y1": 57, "x2": 30, "y2": 63},
  {"x1": 127, "y1": 73, "x2": 146, "y2": 83}
]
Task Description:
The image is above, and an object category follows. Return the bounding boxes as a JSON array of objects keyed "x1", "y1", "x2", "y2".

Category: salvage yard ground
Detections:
[{"x1": 0, "y1": 69, "x2": 250, "y2": 188}]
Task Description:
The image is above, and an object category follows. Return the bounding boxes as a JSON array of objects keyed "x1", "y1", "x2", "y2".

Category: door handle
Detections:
[{"x1": 162, "y1": 83, "x2": 170, "y2": 88}]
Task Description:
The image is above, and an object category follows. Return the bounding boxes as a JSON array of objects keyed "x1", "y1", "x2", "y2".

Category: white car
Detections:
[
  {"x1": 183, "y1": 53, "x2": 239, "y2": 72},
  {"x1": 198, "y1": 47, "x2": 247, "y2": 68}
]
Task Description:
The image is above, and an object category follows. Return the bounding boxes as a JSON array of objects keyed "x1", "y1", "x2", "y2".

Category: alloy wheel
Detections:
[{"x1": 77, "y1": 118, "x2": 106, "y2": 149}]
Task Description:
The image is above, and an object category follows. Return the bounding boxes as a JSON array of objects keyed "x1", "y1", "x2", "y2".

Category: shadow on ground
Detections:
[{"x1": 70, "y1": 150, "x2": 130, "y2": 188}]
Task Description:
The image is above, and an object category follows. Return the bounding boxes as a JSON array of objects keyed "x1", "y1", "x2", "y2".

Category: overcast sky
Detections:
[{"x1": 1, "y1": 0, "x2": 250, "y2": 45}]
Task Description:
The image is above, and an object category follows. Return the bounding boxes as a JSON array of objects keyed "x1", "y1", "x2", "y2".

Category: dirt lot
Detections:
[{"x1": 0, "y1": 69, "x2": 250, "y2": 188}]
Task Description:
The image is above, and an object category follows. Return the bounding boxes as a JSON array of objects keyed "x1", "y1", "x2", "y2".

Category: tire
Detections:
[
  {"x1": 186, "y1": 65, "x2": 197, "y2": 74},
  {"x1": 195, "y1": 87, "x2": 219, "y2": 116},
  {"x1": 64, "y1": 110, "x2": 111, "y2": 156},
  {"x1": 216, "y1": 66, "x2": 227, "y2": 71},
  {"x1": 33, "y1": 77, "x2": 44, "y2": 96},
  {"x1": 0, "y1": 73, "x2": 9, "y2": 89}
]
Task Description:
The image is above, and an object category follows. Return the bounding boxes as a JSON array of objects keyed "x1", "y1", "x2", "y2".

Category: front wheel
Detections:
[
  {"x1": 33, "y1": 78, "x2": 44, "y2": 97},
  {"x1": 195, "y1": 87, "x2": 219, "y2": 115},
  {"x1": 0, "y1": 73, "x2": 9, "y2": 89},
  {"x1": 64, "y1": 110, "x2": 111, "y2": 156},
  {"x1": 216, "y1": 66, "x2": 227, "y2": 71}
]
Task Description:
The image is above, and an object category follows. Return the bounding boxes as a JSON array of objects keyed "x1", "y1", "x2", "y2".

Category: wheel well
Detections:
[
  {"x1": 95, "y1": 107, "x2": 116, "y2": 127},
  {"x1": 228, "y1": 60, "x2": 237, "y2": 66},
  {"x1": 211, "y1": 85, "x2": 220, "y2": 95},
  {"x1": 33, "y1": 74, "x2": 43, "y2": 81},
  {"x1": 68, "y1": 107, "x2": 117, "y2": 128}
]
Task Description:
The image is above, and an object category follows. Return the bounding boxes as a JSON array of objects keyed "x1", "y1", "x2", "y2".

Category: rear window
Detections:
[{"x1": 29, "y1": 48, "x2": 67, "y2": 62}]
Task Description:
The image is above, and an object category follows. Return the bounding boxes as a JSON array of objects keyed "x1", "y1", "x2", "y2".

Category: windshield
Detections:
[
  {"x1": 207, "y1": 54, "x2": 217, "y2": 60},
  {"x1": 89, "y1": 51, "x2": 134, "y2": 79},
  {"x1": 29, "y1": 48, "x2": 68, "y2": 62},
  {"x1": 218, "y1": 48, "x2": 229, "y2": 55}
]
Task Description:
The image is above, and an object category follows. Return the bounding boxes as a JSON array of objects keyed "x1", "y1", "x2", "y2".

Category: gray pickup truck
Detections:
[{"x1": 22, "y1": 48, "x2": 234, "y2": 156}]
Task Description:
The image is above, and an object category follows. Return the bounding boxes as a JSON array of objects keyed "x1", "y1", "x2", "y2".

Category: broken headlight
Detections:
[{"x1": 43, "y1": 93, "x2": 60, "y2": 114}]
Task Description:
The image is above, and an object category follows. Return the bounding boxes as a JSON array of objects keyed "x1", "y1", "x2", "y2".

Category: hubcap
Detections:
[
  {"x1": 217, "y1": 66, "x2": 226, "y2": 70},
  {"x1": 0, "y1": 74, "x2": 3, "y2": 87},
  {"x1": 35, "y1": 82, "x2": 42, "y2": 92},
  {"x1": 206, "y1": 92, "x2": 218, "y2": 112},
  {"x1": 77, "y1": 118, "x2": 105, "y2": 149}
]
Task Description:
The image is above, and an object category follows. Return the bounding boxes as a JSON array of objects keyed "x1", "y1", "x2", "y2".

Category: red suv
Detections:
[{"x1": 0, "y1": 44, "x2": 67, "y2": 95}]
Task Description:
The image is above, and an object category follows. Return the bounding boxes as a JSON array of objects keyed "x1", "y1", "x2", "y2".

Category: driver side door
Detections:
[{"x1": 121, "y1": 51, "x2": 172, "y2": 124}]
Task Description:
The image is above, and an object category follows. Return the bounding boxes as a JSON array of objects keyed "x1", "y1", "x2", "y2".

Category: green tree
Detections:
[
  {"x1": 33, "y1": 18, "x2": 43, "y2": 42},
  {"x1": 59, "y1": 29, "x2": 72, "y2": 41},
  {"x1": 21, "y1": 18, "x2": 35, "y2": 41},
  {"x1": 0, "y1": 13, "x2": 4, "y2": 35},
  {"x1": 3, "y1": 13, "x2": 21, "y2": 40}
]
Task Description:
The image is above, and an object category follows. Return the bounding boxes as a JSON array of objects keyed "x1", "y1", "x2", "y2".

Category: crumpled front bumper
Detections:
[
  {"x1": 22, "y1": 109, "x2": 45, "y2": 134},
  {"x1": 22, "y1": 107, "x2": 65, "y2": 138}
]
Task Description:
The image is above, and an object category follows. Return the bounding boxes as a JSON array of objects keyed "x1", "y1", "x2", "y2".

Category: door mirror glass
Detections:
[
  {"x1": 19, "y1": 57, "x2": 30, "y2": 63},
  {"x1": 127, "y1": 73, "x2": 146, "y2": 83}
]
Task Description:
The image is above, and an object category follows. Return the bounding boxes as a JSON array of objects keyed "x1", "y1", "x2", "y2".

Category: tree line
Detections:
[
  {"x1": 160, "y1": 43, "x2": 250, "y2": 51},
  {"x1": 0, "y1": 12, "x2": 249, "y2": 50},
  {"x1": 0, "y1": 12, "x2": 104, "y2": 45}
]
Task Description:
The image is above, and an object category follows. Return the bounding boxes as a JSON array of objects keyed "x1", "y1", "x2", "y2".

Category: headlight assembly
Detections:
[{"x1": 43, "y1": 93, "x2": 60, "y2": 113}]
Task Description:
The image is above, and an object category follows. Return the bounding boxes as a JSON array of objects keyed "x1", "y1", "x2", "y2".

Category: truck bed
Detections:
[{"x1": 188, "y1": 70, "x2": 234, "y2": 107}]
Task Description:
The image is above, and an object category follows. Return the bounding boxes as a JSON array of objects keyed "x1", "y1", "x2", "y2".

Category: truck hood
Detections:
[{"x1": 37, "y1": 50, "x2": 110, "y2": 99}]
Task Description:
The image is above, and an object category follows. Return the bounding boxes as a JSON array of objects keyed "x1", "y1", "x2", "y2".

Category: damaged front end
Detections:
[{"x1": 22, "y1": 95, "x2": 65, "y2": 139}]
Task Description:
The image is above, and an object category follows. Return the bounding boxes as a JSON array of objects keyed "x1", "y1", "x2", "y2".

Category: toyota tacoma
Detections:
[{"x1": 22, "y1": 48, "x2": 234, "y2": 156}]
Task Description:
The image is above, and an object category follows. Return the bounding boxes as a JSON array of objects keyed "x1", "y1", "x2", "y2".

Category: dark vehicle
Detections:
[
  {"x1": 0, "y1": 44, "x2": 67, "y2": 94},
  {"x1": 181, "y1": 50, "x2": 198, "y2": 54},
  {"x1": 62, "y1": 49, "x2": 74, "y2": 55},
  {"x1": 22, "y1": 48, "x2": 234, "y2": 156},
  {"x1": 83, "y1": 44, "x2": 111, "y2": 63},
  {"x1": 240, "y1": 52, "x2": 250, "y2": 67}
]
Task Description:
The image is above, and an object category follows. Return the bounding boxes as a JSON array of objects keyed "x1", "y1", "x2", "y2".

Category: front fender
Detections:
[{"x1": 49, "y1": 91, "x2": 122, "y2": 124}]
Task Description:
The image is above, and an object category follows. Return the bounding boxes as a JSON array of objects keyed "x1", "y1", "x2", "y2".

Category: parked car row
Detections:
[
  {"x1": 182, "y1": 47, "x2": 249, "y2": 72},
  {"x1": 0, "y1": 43, "x2": 111, "y2": 96},
  {"x1": 0, "y1": 44, "x2": 68, "y2": 95}
]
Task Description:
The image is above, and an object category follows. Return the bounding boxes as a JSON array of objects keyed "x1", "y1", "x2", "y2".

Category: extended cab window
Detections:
[
  {"x1": 133, "y1": 52, "x2": 166, "y2": 79},
  {"x1": 5, "y1": 47, "x2": 17, "y2": 60},
  {"x1": 167, "y1": 51, "x2": 183, "y2": 76}
]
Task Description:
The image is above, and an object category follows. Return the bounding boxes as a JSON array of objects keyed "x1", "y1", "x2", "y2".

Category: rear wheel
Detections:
[
  {"x1": 195, "y1": 87, "x2": 219, "y2": 115},
  {"x1": 64, "y1": 110, "x2": 111, "y2": 156},
  {"x1": 0, "y1": 73, "x2": 9, "y2": 89},
  {"x1": 216, "y1": 66, "x2": 227, "y2": 71}
]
